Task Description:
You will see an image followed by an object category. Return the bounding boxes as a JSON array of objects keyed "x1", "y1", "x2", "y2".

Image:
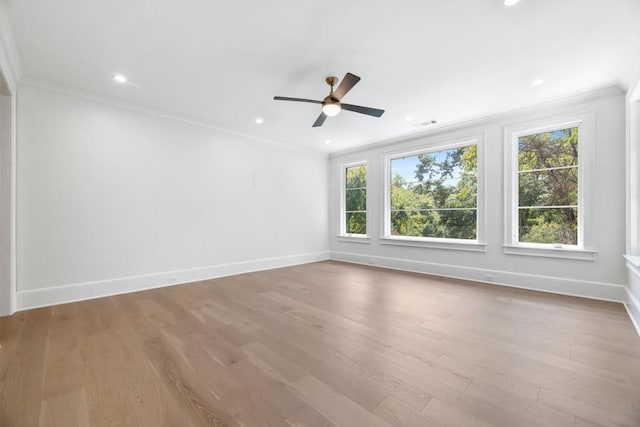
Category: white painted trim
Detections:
[
  {"x1": 0, "y1": 0, "x2": 17, "y2": 317},
  {"x1": 624, "y1": 60, "x2": 640, "y2": 336},
  {"x1": 503, "y1": 111, "x2": 595, "y2": 253},
  {"x1": 381, "y1": 134, "x2": 485, "y2": 244},
  {"x1": 503, "y1": 245, "x2": 597, "y2": 261},
  {"x1": 20, "y1": 79, "x2": 327, "y2": 158},
  {"x1": 625, "y1": 264, "x2": 640, "y2": 336},
  {"x1": 339, "y1": 159, "x2": 369, "y2": 237},
  {"x1": 380, "y1": 237, "x2": 486, "y2": 252},
  {"x1": 627, "y1": 69, "x2": 640, "y2": 103},
  {"x1": 626, "y1": 257, "x2": 640, "y2": 293},
  {"x1": 624, "y1": 254, "x2": 640, "y2": 269},
  {"x1": 624, "y1": 304, "x2": 640, "y2": 337},
  {"x1": 330, "y1": 86, "x2": 623, "y2": 157},
  {"x1": 330, "y1": 251, "x2": 627, "y2": 303},
  {"x1": 0, "y1": 76, "x2": 15, "y2": 317},
  {"x1": 625, "y1": 73, "x2": 640, "y2": 336},
  {"x1": 336, "y1": 236, "x2": 371, "y2": 244},
  {"x1": 624, "y1": 293, "x2": 640, "y2": 337},
  {"x1": 626, "y1": 92, "x2": 640, "y2": 256},
  {"x1": 16, "y1": 251, "x2": 329, "y2": 311}
]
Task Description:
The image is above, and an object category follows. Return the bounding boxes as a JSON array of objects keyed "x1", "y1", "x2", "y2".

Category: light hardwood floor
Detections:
[{"x1": 1, "y1": 261, "x2": 639, "y2": 426}]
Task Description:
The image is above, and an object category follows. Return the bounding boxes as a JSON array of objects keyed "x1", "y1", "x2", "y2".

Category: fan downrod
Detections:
[{"x1": 326, "y1": 76, "x2": 338, "y2": 90}]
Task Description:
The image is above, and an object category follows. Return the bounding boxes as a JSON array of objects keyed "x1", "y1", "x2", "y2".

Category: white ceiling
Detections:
[{"x1": 5, "y1": 0, "x2": 640, "y2": 152}]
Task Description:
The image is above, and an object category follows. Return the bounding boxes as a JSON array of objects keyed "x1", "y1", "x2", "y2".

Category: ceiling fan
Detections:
[{"x1": 274, "y1": 72, "x2": 385, "y2": 127}]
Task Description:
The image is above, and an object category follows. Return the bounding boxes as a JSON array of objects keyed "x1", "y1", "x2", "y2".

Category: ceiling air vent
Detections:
[{"x1": 415, "y1": 120, "x2": 437, "y2": 127}]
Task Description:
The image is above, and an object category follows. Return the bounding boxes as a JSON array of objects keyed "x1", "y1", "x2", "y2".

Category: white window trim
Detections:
[
  {"x1": 382, "y1": 135, "x2": 486, "y2": 251},
  {"x1": 503, "y1": 112, "x2": 596, "y2": 261},
  {"x1": 379, "y1": 236, "x2": 486, "y2": 252},
  {"x1": 624, "y1": 254, "x2": 640, "y2": 270},
  {"x1": 338, "y1": 159, "x2": 370, "y2": 241}
]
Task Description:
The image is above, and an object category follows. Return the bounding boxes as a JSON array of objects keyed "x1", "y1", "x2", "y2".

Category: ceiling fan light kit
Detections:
[
  {"x1": 322, "y1": 102, "x2": 341, "y2": 117},
  {"x1": 274, "y1": 72, "x2": 385, "y2": 127},
  {"x1": 321, "y1": 76, "x2": 342, "y2": 117}
]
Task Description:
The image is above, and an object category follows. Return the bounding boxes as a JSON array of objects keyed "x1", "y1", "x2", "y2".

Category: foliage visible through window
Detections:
[
  {"x1": 345, "y1": 165, "x2": 367, "y2": 234},
  {"x1": 518, "y1": 127, "x2": 578, "y2": 245},
  {"x1": 390, "y1": 145, "x2": 477, "y2": 239}
]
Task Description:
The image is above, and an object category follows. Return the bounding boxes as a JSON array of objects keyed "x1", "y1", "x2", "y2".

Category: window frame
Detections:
[
  {"x1": 503, "y1": 112, "x2": 597, "y2": 260},
  {"x1": 381, "y1": 135, "x2": 486, "y2": 252},
  {"x1": 338, "y1": 159, "x2": 370, "y2": 242}
]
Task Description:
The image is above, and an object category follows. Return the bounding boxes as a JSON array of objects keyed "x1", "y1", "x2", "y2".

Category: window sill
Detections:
[
  {"x1": 336, "y1": 235, "x2": 371, "y2": 244},
  {"x1": 624, "y1": 254, "x2": 640, "y2": 269},
  {"x1": 380, "y1": 237, "x2": 486, "y2": 252},
  {"x1": 503, "y1": 245, "x2": 597, "y2": 261}
]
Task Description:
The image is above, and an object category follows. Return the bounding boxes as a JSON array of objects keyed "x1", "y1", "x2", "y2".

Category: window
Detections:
[
  {"x1": 517, "y1": 127, "x2": 578, "y2": 245},
  {"x1": 340, "y1": 162, "x2": 367, "y2": 236},
  {"x1": 385, "y1": 139, "x2": 480, "y2": 243},
  {"x1": 505, "y1": 113, "x2": 595, "y2": 260}
]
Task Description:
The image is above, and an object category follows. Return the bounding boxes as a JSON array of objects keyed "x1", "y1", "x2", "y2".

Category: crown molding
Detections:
[
  {"x1": 20, "y1": 78, "x2": 328, "y2": 158},
  {"x1": 330, "y1": 85, "x2": 624, "y2": 158}
]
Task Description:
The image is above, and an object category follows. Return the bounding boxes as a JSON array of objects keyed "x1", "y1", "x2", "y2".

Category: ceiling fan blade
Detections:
[
  {"x1": 333, "y1": 73, "x2": 361, "y2": 100},
  {"x1": 312, "y1": 112, "x2": 327, "y2": 127},
  {"x1": 274, "y1": 96, "x2": 322, "y2": 104},
  {"x1": 341, "y1": 103, "x2": 385, "y2": 118}
]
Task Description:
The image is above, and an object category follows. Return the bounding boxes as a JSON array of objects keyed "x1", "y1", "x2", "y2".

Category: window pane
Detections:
[
  {"x1": 345, "y1": 164, "x2": 366, "y2": 235},
  {"x1": 390, "y1": 209, "x2": 477, "y2": 239},
  {"x1": 390, "y1": 144, "x2": 477, "y2": 240},
  {"x1": 346, "y1": 165, "x2": 366, "y2": 189},
  {"x1": 518, "y1": 207, "x2": 577, "y2": 245},
  {"x1": 345, "y1": 188, "x2": 366, "y2": 212},
  {"x1": 391, "y1": 182, "x2": 432, "y2": 210},
  {"x1": 390, "y1": 209, "x2": 433, "y2": 237},
  {"x1": 519, "y1": 168, "x2": 577, "y2": 207},
  {"x1": 518, "y1": 127, "x2": 578, "y2": 171},
  {"x1": 516, "y1": 126, "x2": 579, "y2": 246},
  {"x1": 346, "y1": 212, "x2": 366, "y2": 234}
]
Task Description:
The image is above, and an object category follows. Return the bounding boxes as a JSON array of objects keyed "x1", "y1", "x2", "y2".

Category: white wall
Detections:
[
  {"x1": 16, "y1": 84, "x2": 329, "y2": 309},
  {"x1": 0, "y1": 76, "x2": 14, "y2": 316},
  {"x1": 330, "y1": 89, "x2": 628, "y2": 302},
  {"x1": 625, "y1": 73, "x2": 640, "y2": 332},
  {"x1": 0, "y1": 1, "x2": 18, "y2": 316}
]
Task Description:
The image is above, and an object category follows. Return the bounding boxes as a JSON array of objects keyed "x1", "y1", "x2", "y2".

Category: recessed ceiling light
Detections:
[
  {"x1": 405, "y1": 116, "x2": 413, "y2": 122},
  {"x1": 504, "y1": 0, "x2": 520, "y2": 6},
  {"x1": 113, "y1": 74, "x2": 127, "y2": 83},
  {"x1": 531, "y1": 78, "x2": 544, "y2": 86},
  {"x1": 325, "y1": 140, "x2": 332, "y2": 144},
  {"x1": 255, "y1": 117, "x2": 264, "y2": 124}
]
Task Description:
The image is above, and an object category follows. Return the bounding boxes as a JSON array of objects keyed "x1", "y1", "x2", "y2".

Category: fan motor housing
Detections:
[{"x1": 323, "y1": 95, "x2": 340, "y2": 106}]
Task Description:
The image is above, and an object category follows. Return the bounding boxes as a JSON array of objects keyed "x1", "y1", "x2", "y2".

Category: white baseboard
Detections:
[
  {"x1": 625, "y1": 262, "x2": 640, "y2": 336},
  {"x1": 330, "y1": 251, "x2": 627, "y2": 303},
  {"x1": 16, "y1": 251, "x2": 330, "y2": 311},
  {"x1": 624, "y1": 290, "x2": 640, "y2": 337}
]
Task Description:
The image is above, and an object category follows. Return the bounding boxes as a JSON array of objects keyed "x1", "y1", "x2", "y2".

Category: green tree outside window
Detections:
[
  {"x1": 390, "y1": 145, "x2": 478, "y2": 239},
  {"x1": 345, "y1": 165, "x2": 367, "y2": 234},
  {"x1": 517, "y1": 127, "x2": 578, "y2": 245}
]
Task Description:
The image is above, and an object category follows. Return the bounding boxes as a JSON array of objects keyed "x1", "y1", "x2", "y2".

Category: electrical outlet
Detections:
[
  {"x1": 168, "y1": 276, "x2": 179, "y2": 284},
  {"x1": 484, "y1": 274, "x2": 495, "y2": 282}
]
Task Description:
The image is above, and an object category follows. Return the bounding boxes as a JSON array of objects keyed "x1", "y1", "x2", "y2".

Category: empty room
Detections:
[{"x1": 2, "y1": 0, "x2": 640, "y2": 426}]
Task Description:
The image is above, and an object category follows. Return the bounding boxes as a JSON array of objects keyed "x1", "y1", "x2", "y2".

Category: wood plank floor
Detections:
[{"x1": 1, "y1": 260, "x2": 640, "y2": 426}]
